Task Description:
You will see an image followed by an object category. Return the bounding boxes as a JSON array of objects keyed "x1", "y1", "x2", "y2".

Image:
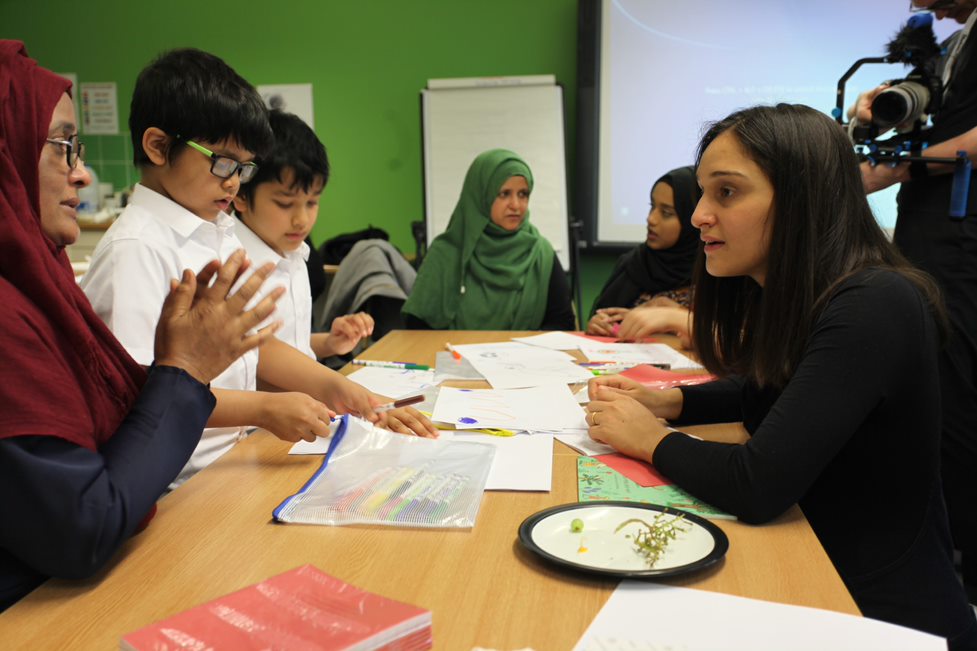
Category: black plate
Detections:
[{"x1": 518, "y1": 501, "x2": 728, "y2": 578}]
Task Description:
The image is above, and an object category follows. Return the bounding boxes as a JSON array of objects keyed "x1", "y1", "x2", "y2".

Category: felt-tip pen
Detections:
[
  {"x1": 351, "y1": 360, "x2": 431, "y2": 371},
  {"x1": 373, "y1": 394, "x2": 426, "y2": 413},
  {"x1": 445, "y1": 342, "x2": 462, "y2": 361}
]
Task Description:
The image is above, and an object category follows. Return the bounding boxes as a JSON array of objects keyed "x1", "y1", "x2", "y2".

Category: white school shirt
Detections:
[
  {"x1": 81, "y1": 184, "x2": 257, "y2": 486},
  {"x1": 235, "y1": 221, "x2": 316, "y2": 360}
]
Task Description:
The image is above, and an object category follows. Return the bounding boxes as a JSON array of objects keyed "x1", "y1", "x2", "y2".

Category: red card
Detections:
[
  {"x1": 594, "y1": 452, "x2": 671, "y2": 487},
  {"x1": 620, "y1": 364, "x2": 715, "y2": 389}
]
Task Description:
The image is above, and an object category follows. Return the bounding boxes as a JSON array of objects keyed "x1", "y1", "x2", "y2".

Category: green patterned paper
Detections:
[{"x1": 577, "y1": 456, "x2": 734, "y2": 520}]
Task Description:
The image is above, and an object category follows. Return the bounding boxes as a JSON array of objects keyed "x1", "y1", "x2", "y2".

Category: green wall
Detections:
[{"x1": 2, "y1": 0, "x2": 622, "y2": 320}]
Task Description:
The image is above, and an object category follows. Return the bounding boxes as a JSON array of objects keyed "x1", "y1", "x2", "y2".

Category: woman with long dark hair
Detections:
[{"x1": 585, "y1": 104, "x2": 976, "y2": 648}]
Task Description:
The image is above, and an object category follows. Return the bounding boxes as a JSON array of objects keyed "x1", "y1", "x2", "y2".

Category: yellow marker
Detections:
[
  {"x1": 468, "y1": 427, "x2": 516, "y2": 437},
  {"x1": 420, "y1": 411, "x2": 516, "y2": 437}
]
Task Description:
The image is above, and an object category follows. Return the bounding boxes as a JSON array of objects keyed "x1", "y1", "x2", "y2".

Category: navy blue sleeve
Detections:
[{"x1": 0, "y1": 365, "x2": 214, "y2": 588}]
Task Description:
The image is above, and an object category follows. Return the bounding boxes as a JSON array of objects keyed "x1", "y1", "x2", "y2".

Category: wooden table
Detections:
[{"x1": 0, "y1": 331, "x2": 858, "y2": 649}]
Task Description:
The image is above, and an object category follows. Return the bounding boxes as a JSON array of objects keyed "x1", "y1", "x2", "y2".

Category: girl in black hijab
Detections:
[{"x1": 587, "y1": 166, "x2": 701, "y2": 341}]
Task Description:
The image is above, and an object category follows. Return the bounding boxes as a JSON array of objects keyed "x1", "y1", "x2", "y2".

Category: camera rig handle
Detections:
[
  {"x1": 860, "y1": 147, "x2": 972, "y2": 219},
  {"x1": 833, "y1": 56, "x2": 890, "y2": 127}
]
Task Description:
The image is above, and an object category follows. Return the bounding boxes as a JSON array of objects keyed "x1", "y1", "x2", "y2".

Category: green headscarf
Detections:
[{"x1": 403, "y1": 149, "x2": 555, "y2": 330}]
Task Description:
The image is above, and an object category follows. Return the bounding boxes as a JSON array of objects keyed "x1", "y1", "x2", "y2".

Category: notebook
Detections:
[{"x1": 120, "y1": 564, "x2": 432, "y2": 650}]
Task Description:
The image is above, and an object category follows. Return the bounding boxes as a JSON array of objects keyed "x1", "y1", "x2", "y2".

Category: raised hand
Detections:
[
  {"x1": 326, "y1": 312, "x2": 375, "y2": 356},
  {"x1": 153, "y1": 249, "x2": 282, "y2": 385}
]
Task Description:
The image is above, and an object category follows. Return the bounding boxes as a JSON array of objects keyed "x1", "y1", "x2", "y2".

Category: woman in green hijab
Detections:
[{"x1": 403, "y1": 149, "x2": 575, "y2": 330}]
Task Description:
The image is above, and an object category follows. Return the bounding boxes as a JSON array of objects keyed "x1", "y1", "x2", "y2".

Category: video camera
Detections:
[{"x1": 833, "y1": 12, "x2": 971, "y2": 218}]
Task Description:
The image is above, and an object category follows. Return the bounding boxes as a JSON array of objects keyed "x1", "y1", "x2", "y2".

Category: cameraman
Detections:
[{"x1": 855, "y1": 0, "x2": 977, "y2": 604}]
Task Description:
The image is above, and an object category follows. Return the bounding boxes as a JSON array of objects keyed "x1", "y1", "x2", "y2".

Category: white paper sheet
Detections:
[
  {"x1": 432, "y1": 385, "x2": 589, "y2": 431},
  {"x1": 441, "y1": 431, "x2": 553, "y2": 491},
  {"x1": 511, "y1": 331, "x2": 593, "y2": 350},
  {"x1": 574, "y1": 582, "x2": 944, "y2": 651},
  {"x1": 577, "y1": 342, "x2": 702, "y2": 370},
  {"x1": 288, "y1": 437, "x2": 331, "y2": 455},
  {"x1": 554, "y1": 432, "x2": 617, "y2": 457},
  {"x1": 345, "y1": 367, "x2": 437, "y2": 399},
  {"x1": 451, "y1": 341, "x2": 593, "y2": 388}
]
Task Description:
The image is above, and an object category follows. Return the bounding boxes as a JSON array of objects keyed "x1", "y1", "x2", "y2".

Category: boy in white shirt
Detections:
[
  {"x1": 82, "y1": 49, "x2": 432, "y2": 485},
  {"x1": 233, "y1": 109, "x2": 435, "y2": 437}
]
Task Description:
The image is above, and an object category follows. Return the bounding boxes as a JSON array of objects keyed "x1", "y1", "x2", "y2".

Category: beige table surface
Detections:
[{"x1": 0, "y1": 330, "x2": 858, "y2": 650}]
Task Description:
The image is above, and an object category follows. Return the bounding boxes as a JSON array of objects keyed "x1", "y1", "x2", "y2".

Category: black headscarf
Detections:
[{"x1": 590, "y1": 166, "x2": 701, "y2": 314}]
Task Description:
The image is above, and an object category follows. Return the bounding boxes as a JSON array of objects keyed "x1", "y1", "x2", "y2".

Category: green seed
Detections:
[{"x1": 570, "y1": 518, "x2": 584, "y2": 533}]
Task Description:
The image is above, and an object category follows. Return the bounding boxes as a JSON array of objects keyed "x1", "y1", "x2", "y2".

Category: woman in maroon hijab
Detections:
[{"x1": 0, "y1": 40, "x2": 282, "y2": 611}]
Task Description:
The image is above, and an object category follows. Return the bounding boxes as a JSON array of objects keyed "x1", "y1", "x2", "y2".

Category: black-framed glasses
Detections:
[
  {"x1": 185, "y1": 139, "x2": 259, "y2": 184},
  {"x1": 909, "y1": 0, "x2": 957, "y2": 12},
  {"x1": 45, "y1": 134, "x2": 85, "y2": 170}
]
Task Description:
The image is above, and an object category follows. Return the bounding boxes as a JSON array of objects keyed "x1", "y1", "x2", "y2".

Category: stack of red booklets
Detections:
[{"x1": 120, "y1": 564, "x2": 432, "y2": 650}]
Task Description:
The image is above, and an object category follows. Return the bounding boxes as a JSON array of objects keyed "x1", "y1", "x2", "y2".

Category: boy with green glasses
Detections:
[{"x1": 82, "y1": 48, "x2": 434, "y2": 487}]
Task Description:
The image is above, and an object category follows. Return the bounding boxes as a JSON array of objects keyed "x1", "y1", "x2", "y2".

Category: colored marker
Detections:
[
  {"x1": 351, "y1": 359, "x2": 431, "y2": 371},
  {"x1": 445, "y1": 342, "x2": 462, "y2": 361},
  {"x1": 373, "y1": 394, "x2": 425, "y2": 413}
]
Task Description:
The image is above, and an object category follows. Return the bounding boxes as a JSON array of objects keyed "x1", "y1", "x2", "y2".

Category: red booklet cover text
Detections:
[{"x1": 121, "y1": 564, "x2": 432, "y2": 650}]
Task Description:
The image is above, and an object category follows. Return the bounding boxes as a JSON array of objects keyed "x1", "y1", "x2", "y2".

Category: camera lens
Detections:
[{"x1": 872, "y1": 81, "x2": 930, "y2": 129}]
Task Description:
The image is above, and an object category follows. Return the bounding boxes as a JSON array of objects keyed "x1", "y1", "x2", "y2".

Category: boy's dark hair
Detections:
[
  {"x1": 237, "y1": 109, "x2": 330, "y2": 205},
  {"x1": 129, "y1": 48, "x2": 272, "y2": 166}
]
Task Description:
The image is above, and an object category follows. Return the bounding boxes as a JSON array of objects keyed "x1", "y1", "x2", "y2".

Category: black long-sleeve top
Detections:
[
  {"x1": 404, "y1": 257, "x2": 576, "y2": 331},
  {"x1": 655, "y1": 270, "x2": 976, "y2": 649},
  {"x1": 0, "y1": 365, "x2": 214, "y2": 612}
]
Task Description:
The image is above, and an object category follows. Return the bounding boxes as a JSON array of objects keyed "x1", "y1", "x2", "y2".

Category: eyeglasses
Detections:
[
  {"x1": 45, "y1": 134, "x2": 86, "y2": 170},
  {"x1": 909, "y1": 0, "x2": 957, "y2": 12},
  {"x1": 185, "y1": 139, "x2": 259, "y2": 184}
]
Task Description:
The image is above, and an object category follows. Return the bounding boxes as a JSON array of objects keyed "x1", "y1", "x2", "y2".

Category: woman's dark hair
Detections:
[
  {"x1": 129, "y1": 48, "x2": 273, "y2": 166},
  {"x1": 236, "y1": 109, "x2": 330, "y2": 206},
  {"x1": 691, "y1": 103, "x2": 944, "y2": 388}
]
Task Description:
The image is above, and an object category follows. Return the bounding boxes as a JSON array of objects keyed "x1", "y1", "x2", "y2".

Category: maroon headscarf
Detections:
[{"x1": 0, "y1": 41, "x2": 146, "y2": 451}]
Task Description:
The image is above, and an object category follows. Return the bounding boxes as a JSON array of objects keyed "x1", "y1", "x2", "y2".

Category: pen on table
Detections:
[
  {"x1": 351, "y1": 359, "x2": 431, "y2": 371},
  {"x1": 445, "y1": 342, "x2": 462, "y2": 361},
  {"x1": 583, "y1": 361, "x2": 671, "y2": 370},
  {"x1": 373, "y1": 394, "x2": 426, "y2": 413}
]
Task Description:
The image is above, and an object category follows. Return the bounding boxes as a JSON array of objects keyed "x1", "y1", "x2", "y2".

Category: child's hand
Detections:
[
  {"x1": 326, "y1": 313, "x2": 375, "y2": 355},
  {"x1": 586, "y1": 307, "x2": 629, "y2": 336},
  {"x1": 375, "y1": 407, "x2": 439, "y2": 438},
  {"x1": 258, "y1": 391, "x2": 336, "y2": 442},
  {"x1": 324, "y1": 376, "x2": 382, "y2": 421}
]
